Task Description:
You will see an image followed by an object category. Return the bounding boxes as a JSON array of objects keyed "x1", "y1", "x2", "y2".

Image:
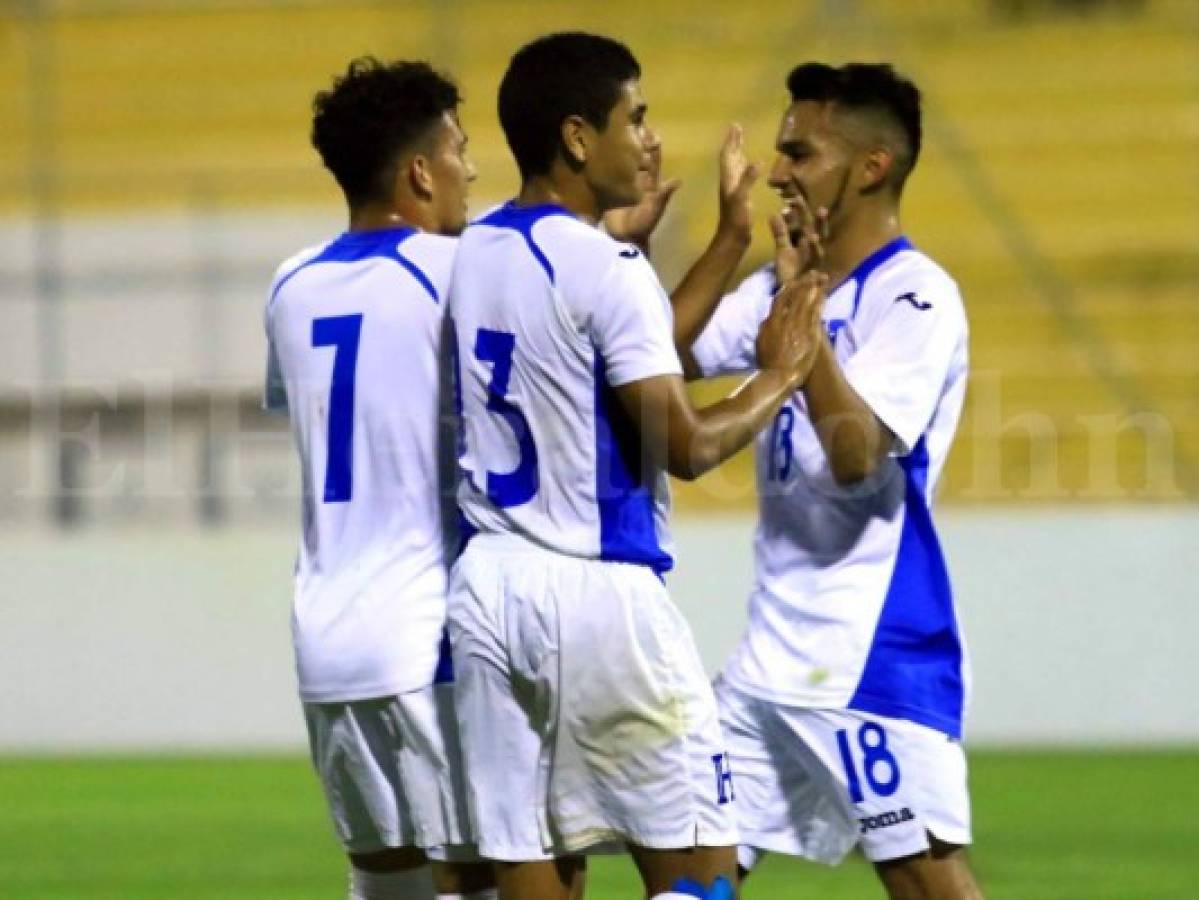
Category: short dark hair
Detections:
[
  {"x1": 311, "y1": 57, "x2": 460, "y2": 206},
  {"x1": 786, "y1": 62, "x2": 922, "y2": 193},
  {"x1": 498, "y1": 32, "x2": 640, "y2": 180}
]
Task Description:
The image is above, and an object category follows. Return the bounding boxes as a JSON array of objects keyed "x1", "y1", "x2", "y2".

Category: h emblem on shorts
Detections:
[{"x1": 712, "y1": 752, "x2": 735, "y2": 805}]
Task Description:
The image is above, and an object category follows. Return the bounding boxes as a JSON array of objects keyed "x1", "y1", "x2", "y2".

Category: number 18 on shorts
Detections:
[{"x1": 716, "y1": 682, "x2": 972, "y2": 865}]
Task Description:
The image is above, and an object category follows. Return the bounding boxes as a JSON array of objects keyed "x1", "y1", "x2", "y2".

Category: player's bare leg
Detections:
[
  {"x1": 629, "y1": 845, "x2": 739, "y2": 898},
  {"x1": 492, "y1": 855, "x2": 586, "y2": 900},
  {"x1": 347, "y1": 847, "x2": 433, "y2": 899},
  {"x1": 346, "y1": 850, "x2": 497, "y2": 900},
  {"x1": 873, "y1": 836, "x2": 984, "y2": 900},
  {"x1": 432, "y1": 860, "x2": 499, "y2": 899}
]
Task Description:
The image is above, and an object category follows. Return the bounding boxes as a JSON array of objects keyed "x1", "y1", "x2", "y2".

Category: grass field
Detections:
[{"x1": 1, "y1": 751, "x2": 1196, "y2": 899}]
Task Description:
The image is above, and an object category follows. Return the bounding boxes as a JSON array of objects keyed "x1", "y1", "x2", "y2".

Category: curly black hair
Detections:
[
  {"x1": 786, "y1": 62, "x2": 922, "y2": 194},
  {"x1": 311, "y1": 57, "x2": 461, "y2": 206},
  {"x1": 498, "y1": 32, "x2": 640, "y2": 180}
]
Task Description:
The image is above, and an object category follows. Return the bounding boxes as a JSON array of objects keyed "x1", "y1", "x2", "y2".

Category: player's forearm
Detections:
[
  {"x1": 801, "y1": 339, "x2": 890, "y2": 485},
  {"x1": 671, "y1": 368, "x2": 800, "y2": 480},
  {"x1": 670, "y1": 224, "x2": 751, "y2": 353}
]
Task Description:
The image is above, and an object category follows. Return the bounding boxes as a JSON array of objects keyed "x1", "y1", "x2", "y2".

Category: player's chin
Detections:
[
  {"x1": 613, "y1": 180, "x2": 645, "y2": 209},
  {"x1": 443, "y1": 214, "x2": 468, "y2": 237}
]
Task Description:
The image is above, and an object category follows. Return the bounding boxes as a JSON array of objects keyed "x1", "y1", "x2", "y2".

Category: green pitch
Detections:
[{"x1": 1, "y1": 751, "x2": 1195, "y2": 899}]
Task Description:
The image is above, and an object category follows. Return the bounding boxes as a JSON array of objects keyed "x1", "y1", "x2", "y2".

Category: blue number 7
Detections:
[
  {"x1": 312, "y1": 314, "x2": 363, "y2": 503},
  {"x1": 474, "y1": 328, "x2": 538, "y2": 508}
]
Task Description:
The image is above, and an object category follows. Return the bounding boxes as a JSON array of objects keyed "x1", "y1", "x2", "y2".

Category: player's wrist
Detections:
[
  {"x1": 756, "y1": 364, "x2": 805, "y2": 396},
  {"x1": 713, "y1": 215, "x2": 753, "y2": 249}
]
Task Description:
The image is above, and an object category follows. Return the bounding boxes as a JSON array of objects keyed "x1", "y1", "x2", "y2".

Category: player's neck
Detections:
[
  {"x1": 825, "y1": 209, "x2": 902, "y2": 287},
  {"x1": 347, "y1": 204, "x2": 423, "y2": 234},
  {"x1": 517, "y1": 174, "x2": 600, "y2": 226}
]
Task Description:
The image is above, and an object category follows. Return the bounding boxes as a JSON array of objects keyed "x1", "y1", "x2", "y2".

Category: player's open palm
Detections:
[
  {"x1": 755, "y1": 269, "x2": 828, "y2": 384},
  {"x1": 773, "y1": 192, "x2": 828, "y2": 285},
  {"x1": 718, "y1": 123, "x2": 759, "y2": 241}
]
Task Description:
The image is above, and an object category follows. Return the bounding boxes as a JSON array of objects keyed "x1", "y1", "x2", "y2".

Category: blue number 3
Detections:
[
  {"x1": 312, "y1": 314, "x2": 363, "y2": 503},
  {"x1": 474, "y1": 328, "x2": 539, "y2": 508}
]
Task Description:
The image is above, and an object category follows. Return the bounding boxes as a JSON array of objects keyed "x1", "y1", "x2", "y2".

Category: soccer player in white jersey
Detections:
[
  {"x1": 447, "y1": 32, "x2": 827, "y2": 900},
  {"x1": 264, "y1": 58, "x2": 495, "y2": 900},
  {"x1": 682, "y1": 63, "x2": 984, "y2": 899}
]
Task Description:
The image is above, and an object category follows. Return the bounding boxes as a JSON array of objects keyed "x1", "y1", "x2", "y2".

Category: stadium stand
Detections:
[{"x1": 0, "y1": 0, "x2": 1195, "y2": 518}]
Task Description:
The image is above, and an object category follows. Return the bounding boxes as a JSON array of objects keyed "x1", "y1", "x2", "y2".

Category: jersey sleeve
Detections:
[
  {"x1": 262, "y1": 300, "x2": 288, "y2": 413},
  {"x1": 587, "y1": 252, "x2": 683, "y2": 387},
  {"x1": 842, "y1": 270, "x2": 966, "y2": 454},
  {"x1": 689, "y1": 265, "x2": 776, "y2": 377}
]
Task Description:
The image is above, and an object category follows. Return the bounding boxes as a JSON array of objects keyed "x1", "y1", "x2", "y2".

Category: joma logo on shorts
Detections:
[{"x1": 858, "y1": 807, "x2": 915, "y2": 834}]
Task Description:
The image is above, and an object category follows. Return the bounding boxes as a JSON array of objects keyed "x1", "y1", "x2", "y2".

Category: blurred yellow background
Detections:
[{"x1": 2, "y1": 0, "x2": 1196, "y2": 509}]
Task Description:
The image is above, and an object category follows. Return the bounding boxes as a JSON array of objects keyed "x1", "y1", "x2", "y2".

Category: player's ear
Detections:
[
  {"x1": 560, "y1": 114, "x2": 589, "y2": 170},
  {"x1": 407, "y1": 153, "x2": 435, "y2": 201},
  {"x1": 858, "y1": 145, "x2": 894, "y2": 196}
]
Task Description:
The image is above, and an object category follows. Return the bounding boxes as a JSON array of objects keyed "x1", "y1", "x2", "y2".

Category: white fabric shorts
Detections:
[
  {"x1": 448, "y1": 536, "x2": 739, "y2": 861},
  {"x1": 303, "y1": 683, "x2": 475, "y2": 856},
  {"x1": 716, "y1": 679, "x2": 971, "y2": 865}
]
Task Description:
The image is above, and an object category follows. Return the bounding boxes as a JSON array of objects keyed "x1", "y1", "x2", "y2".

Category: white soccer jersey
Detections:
[
  {"x1": 692, "y1": 238, "x2": 970, "y2": 738},
  {"x1": 449, "y1": 202, "x2": 681, "y2": 572},
  {"x1": 265, "y1": 226, "x2": 457, "y2": 702}
]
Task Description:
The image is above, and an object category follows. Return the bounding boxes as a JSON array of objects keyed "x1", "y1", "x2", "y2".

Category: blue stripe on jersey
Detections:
[
  {"x1": 269, "y1": 226, "x2": 439, "y2": 305},
  {"x1": 592, "y1": 356, "x2": 674, "y2": 575},
  {"x1": 433, "y1": 629, "x2": 454, "y2": 684},
  {"x1": 847, "y1": 436, "x2": 965, "y2": 738},
  {"x1": 476, "y1": 201, "x2": 577, "y2": 284},
  {"x1": 843, "y1": 236, "x2": 913, "y2": 319}
]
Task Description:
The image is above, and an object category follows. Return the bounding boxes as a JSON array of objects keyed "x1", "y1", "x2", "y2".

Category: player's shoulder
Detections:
[
  {"x1": 523, "y1": 205, "x2": 629, "y2": 275},
  {"x1": 397, "y1": 230, "x2": 457, "y2": 296},
  {"x1": 266, "y1": 239, "x2": 334, "y2": 322},
  {"x1": 469, "y1": 201, "x2": 641, "y2": 282},
  {"x1": 870, "y1": 245, "x2": 965, "y2": 323},
  {"x1": 270, "y1": 240, "x2": 330, "y2": 292}
]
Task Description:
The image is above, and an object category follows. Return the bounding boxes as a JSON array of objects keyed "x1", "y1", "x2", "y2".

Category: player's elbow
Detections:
[
  {"x1": 665, "y1": 436, "x2": 721, "y2": 482},
  {"x1": 829, "y1": 458, "x2": 873, "y2": 486},
  {"x1": 823, "y1": 424, "x2": 882, "y2": 485},
  {"x1": 665, "y1": 452, "x2": 706, "y2": 482},
  {"x1": 678, "y1": 348, "x2": 704, "y2": 383},
  {"x1": 828, "y1": 445, "x2": 882, "y2": 486}
]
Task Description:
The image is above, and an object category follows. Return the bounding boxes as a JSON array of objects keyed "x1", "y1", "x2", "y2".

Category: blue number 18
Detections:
[{"x1": 836, "y1": 722, "x2": 901, "y2": 804}]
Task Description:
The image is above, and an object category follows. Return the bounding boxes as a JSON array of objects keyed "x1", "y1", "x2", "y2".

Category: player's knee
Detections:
[{"x1": 431, "y1": 859, "x2": 496, "y2": 894}]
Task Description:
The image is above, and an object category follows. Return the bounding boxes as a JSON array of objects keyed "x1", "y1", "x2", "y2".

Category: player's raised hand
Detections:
[
  {"x1": 779, "y1": 188, "x2": 828, "y2": 278},
  {"x1": 770, "y1": 212, "x2": 804, "y2": 286},
  {"x1": 602, "y1": 140, "x2": 681, "y2": 250},
  {"x1": 717, "y1": 123, "x2": 760, "y2": 243},
  {"x1": 755, "y1": 269, "x2": 829, "y2": 385}
]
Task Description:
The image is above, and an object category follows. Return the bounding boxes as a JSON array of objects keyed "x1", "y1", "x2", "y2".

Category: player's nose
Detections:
[
  {"x1": 766, "y1": 155, "x2": 792, "y2": 191},
  {"x1": 642, "y1": 125, "x2": 661, "y2": 153}
]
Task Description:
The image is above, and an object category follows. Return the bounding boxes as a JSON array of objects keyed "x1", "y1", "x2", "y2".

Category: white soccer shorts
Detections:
[
  {"x1": 303, "y1": 683, "x2": 476, "y2": 856},
  {"x1": 715, "y1": 679, "x2": 972, "y2": 865},
  {"x1": 448, "y1": 536, "x2": 739, "y2": 861}
]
